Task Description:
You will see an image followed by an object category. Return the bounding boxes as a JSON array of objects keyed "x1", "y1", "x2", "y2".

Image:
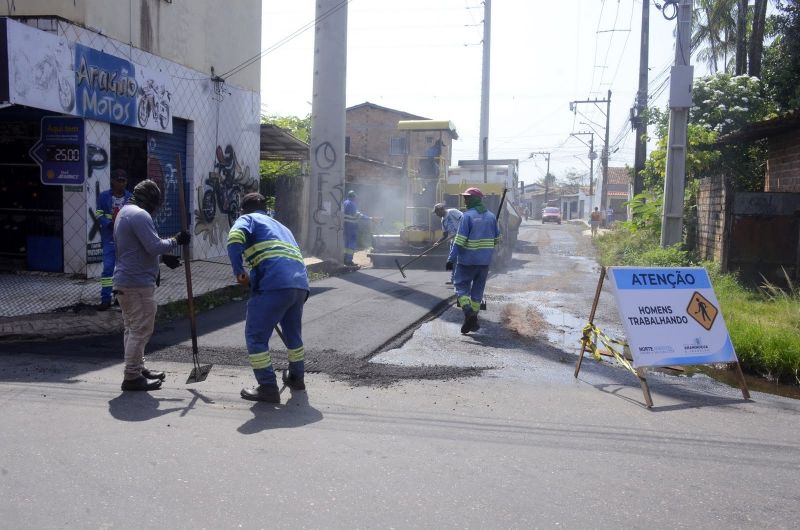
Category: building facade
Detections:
[
  {"x1": 0, "y1": 0, "x2": 260, "y2": 275},
  {"x1": 344, "y1": 102, "x2": 458, "y2": 229}
]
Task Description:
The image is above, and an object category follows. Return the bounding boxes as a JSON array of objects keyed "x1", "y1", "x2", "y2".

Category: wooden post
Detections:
[
  {"x1": 733, "y1": 360, "x2": 751, "y2": 400},
  {"x1": 575, "y1": 266, "x2": 606, "y2": 378},
  {"x1": 175, "y1": 154, "x2": 199, "y2": 357},
  {"x1": 635, "y1": 368, "x2": 653, "y2": 408}
]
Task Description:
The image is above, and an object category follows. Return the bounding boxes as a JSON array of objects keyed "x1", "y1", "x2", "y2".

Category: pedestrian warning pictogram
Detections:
[{"x1": 686, "y1": 291, "x2": 718, "y2": 331}]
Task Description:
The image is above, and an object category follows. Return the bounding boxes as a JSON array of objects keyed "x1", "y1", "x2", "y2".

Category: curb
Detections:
[{"x1": 0, "y1": 258, "x2": 346, "y2": 343}]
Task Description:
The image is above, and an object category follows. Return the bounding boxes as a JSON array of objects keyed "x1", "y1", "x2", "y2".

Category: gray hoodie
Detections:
[{"x1": 113, "y1": 203, "x2": 177, "y2": 288}]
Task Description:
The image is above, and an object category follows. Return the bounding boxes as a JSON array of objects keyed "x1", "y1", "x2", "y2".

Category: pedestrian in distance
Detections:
[
  {"x1": 96, "y1": 169, "x2": 132, "y2": 310},
  {"x1": 433, "y1": 202, "x2": 463, "y2": 285},
  {"x1": 446, "y1": 187, "x2": 500, "y2": 335},
  {"x1": 113, "y1": 179, "x2": 191, "y2": 391},
  {"x1": 590, "y1": 206, "x2": 602, "y2": 237},
  {"x1": 227, "y1": 192, "x2": 310, "y2": 403},
  {"x1": 342, "y1": 190, "x2": 374, "y2": 267}
]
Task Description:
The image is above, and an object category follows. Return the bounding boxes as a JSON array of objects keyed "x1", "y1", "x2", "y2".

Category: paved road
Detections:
[{"x1": 1, "y1": 220, "x2": 798, "y2": 528}]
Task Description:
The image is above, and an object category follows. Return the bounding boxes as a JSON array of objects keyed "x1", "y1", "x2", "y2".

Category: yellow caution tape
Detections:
[{"x1": 581, "y1": 323, "x2": 636, "y2": 375}]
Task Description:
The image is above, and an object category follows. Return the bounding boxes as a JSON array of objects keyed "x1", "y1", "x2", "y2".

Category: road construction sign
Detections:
[
  {"x1": 686, "y1": 291, "x2": 718, "y2": 331},
  {"x1": 608, "y1": 267, "x2": 737, "y2": 368}
]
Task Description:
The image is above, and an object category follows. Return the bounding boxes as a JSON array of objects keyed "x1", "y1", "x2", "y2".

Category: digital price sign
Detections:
[
  {"x1": 28, "y1": 117, "x2": 86, "y2": 186},
  {"x1": 46, "y1": 144, "x2": 82, "y2": 163}
]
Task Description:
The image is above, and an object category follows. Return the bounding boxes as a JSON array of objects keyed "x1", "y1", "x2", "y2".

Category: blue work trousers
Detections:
[
  {"x1": 453, "y1": 264, "x2": 489, "y2": 315},
  {"x1": 100, "y1": 240, "x2": 116, "y2": 303},
  {"x1": 343, "y1": 222, "x2": 358, "y2": 264},
  {"x1": 245, "y1": 287, "x2": 306, "y2": 386}
]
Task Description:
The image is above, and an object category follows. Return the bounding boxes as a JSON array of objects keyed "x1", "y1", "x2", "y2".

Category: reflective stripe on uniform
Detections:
[
  {"x1": 227, "y1": 228, "x2": 246, "y2": 246},
  {"x1": 458, "y1": 295, "x2": 471, "y2": 309},
  {"x1": 287, "y1": 346, "x2": 305, "y2": 363},
  {"x1": 100, "y1": 277, "x2": 113, "y2": 287},
  {"x1": 243, "y1": 239, "x2": 304, "y2": 267},
  {"x1": 470, "y1": 300, "x2": 480, "y2": 312},
  {"x1": 249, "y1": 351, "x2": 272, "y2": 370},
  {"x1": 454, "y1": 235, "x2": 495, "y2": 250}
]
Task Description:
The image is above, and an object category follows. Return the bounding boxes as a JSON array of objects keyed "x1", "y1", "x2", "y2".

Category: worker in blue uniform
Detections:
[
  {"x1": 446, "y1": 187, "x2": 500, "y2": 334},
  {"x1": 96, "y1": 169, "x2": 132, "y2": 310},
  {"x1": 227, "y1": 192, "x2": 310, "y2": 403},
  {"x1": 342, "y1": 190, "x2": 372, "y2": 266},
  {"x1": 434, "y1": 202, "x2": 463, "y2": 285}
]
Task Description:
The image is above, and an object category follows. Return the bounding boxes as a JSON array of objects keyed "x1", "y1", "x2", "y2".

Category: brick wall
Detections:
[
  {"x1": 346, "y1": 106, "x2": 408, "y2": 167},
  {"x1": 766, "y1": 128, "x2": 800, "y2": 192},
  {"x1": 696, "y1": 174, "x2": 730, "y2": 266}
]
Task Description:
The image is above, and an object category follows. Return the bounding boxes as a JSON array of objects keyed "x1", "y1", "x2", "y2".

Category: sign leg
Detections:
[
  {"x1": 636, "y1": 368, "x2": 653, "y2": 408},
  {"x1": 575, "y1": 267, "x2": 606, "y2": 378},
  {"x1": 733, "y1": 361, "x2": 751, "y2": 400}
]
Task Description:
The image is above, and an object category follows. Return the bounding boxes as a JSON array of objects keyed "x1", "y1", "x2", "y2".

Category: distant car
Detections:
[{"x1": 541, "y1": 207, "x2": 561, "y2": 224}]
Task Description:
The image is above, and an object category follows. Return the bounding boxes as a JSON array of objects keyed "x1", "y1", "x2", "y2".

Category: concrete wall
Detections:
[
  {"x1": 766, "y1": 128, "x2": 800, "y2": 192},
  {"x1": 3, "y1": 0, "x2": 260, "y2": 92}
]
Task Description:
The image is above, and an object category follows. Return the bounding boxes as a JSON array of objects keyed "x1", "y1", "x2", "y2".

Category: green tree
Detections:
[
  {"x1": 692, "y1": 0, "x2": 738, "y2": 73},
  {"x1": 259, "y1": 113, "x2": 311, "y2": 181},
  {"x1": 762, "y1": 0, "x2": 800, "y2": 110}
]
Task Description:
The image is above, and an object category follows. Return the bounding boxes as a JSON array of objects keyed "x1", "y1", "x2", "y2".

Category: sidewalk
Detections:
[{"x1": 0, "y1": 255, "x2": 327, "y2": 341}]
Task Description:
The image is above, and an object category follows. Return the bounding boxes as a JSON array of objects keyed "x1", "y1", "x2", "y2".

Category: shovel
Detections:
[
  {"x1": 175, "y1": 154, "x2": 213, "y2": 384},
  {"x1": 394, "y1": 235, "x2": 454, "y2": 279}
]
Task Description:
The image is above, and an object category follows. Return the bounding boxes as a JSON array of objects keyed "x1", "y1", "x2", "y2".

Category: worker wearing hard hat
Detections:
[
  {"x1": 342, "y1": 190, "x2": 373, "y2": 266},
  {"x1": 433, "y1": 202, "x2": 463, "y2": 284},
  {"x1": 446, "y1": 187, "x2": 500, "y2": 334}
]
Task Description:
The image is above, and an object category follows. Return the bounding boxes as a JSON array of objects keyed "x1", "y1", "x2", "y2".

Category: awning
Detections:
[
  {"x1": 397, "y1": 119, "x2": 459, "y2": 139},
  {"x1": 260, "y1": 123, "x2": 309, "y2": 161}
]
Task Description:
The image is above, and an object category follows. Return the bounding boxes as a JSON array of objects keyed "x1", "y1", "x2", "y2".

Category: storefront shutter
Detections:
[{"x1": 147, "y1": 118, "x2": 188, "y2": 239}]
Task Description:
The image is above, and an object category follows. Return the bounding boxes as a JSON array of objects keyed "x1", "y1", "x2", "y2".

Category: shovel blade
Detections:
[
  {"x1": 186, "y1": 364, "x2": 213, "y2": 384},
  {"x1": 394, "y1": 259, "x2": 406, "y2": 279}
]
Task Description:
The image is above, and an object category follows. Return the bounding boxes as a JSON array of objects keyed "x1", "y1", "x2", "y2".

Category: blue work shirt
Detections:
[
  {"x1": 447, "y1": 208, "x2": 500, "y2": 266},
  {"x1": 227, "y1": 210, "x2": 309, "y2": 293}
]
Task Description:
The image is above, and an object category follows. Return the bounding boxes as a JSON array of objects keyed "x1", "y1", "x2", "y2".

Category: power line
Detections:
[{"x1": 220, "y1": 0, "x2": 353, "y2": 80}]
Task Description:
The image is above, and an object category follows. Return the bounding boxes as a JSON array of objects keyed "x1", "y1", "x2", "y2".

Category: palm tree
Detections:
[
  {"x1": 692, "y1": 0, "x2": 738, "y2": 73},
  {"x1": 748, "y1": 0, "x2": 768, "y2": 77}
]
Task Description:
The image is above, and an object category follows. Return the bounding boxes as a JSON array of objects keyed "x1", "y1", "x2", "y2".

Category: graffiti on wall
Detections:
[
  {"x1": 194, "y1": 144, "x2": 258, "y2": 243},
  {"x1": 310, "y1": 141, "x2": 344, "y2": 257},
  {"x1": 85, "y1": 143, "x2": 109, "y2": 264}
]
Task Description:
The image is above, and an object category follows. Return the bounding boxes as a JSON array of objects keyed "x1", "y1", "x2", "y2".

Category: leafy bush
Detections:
[{"x1": 596, "y1": 227, "x2": 692, "y2": 268}]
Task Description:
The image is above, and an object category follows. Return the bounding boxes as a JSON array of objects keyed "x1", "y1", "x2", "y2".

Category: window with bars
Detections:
[{"x1": 389, "y1": 136, "x2": 407, "y2": 155}]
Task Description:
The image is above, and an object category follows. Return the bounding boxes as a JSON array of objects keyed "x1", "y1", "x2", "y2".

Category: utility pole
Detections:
[
  {"x1": 569, "y1": 91, "x2": 611, "y2": 218},
  {"x1": 478, "y1": 0, "x2": 491, "y2": 161},
  {"x1": 632, "y1": 0, "x2": 650, "y2": 198},
  {"x1": 661, "y1": 0, "x2": 693, "y2": 247},
  {"x1": 570, "y1": 131, "x2": 596, "y2": 214},
  {"x1": 530, "y1": 151, "x2": 551, "y2": 205},
  {"x1": 308, "y1": 0, "x2": 348, "y2": 261}
]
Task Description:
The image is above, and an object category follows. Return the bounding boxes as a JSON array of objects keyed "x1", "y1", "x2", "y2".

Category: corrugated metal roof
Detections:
[{"x1": 260, "y1": 123, "x2": 309, "y2": 161}]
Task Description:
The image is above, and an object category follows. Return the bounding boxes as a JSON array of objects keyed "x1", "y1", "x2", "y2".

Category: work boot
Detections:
[
  {"x1": 97, "y1": 301, "x2": 111, "y2": 311},
  {"x1": 470, "y1": 315, "x2": 480, "y2": 332},
  {"x1": 240, "y1": 384, "x2": 280, "y2": 403},
  {"x1": 121, "y1": 376, "x2": 162, "y2": 391},
  {"x1": 461, "y1": 312, "x2": 478, "y2": 335},
  {"x1": 282, "y1": 370, "x2": 306, "y2": 391},
  {"x1": 142, "y1": 368, "x2": 166, "y2": 381}
]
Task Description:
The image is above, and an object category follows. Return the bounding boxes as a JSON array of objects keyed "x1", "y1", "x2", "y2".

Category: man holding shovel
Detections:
[
  {"x1": 433, "y1": 202, "x2": 462, "y2": 284},
  {"x1": 227, "y1": 193, "x2": 310, "y2": 403},
  {"x1": 113, "y1": 179, "x2": 190, "y2": 391}
]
